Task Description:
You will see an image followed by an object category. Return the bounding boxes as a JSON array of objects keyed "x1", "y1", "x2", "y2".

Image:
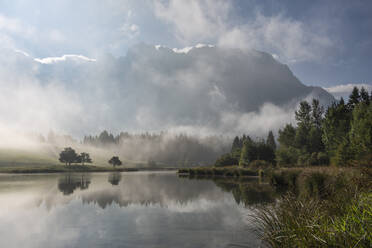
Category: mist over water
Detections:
[{"x1": 0, "y1": 172, "x2": 269, "y2": 248}]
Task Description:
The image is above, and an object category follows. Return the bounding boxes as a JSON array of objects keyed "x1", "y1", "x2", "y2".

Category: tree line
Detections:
[
  {"x1": 83, "y1": 131, "x2": 229, "y2": 166},
  {"x1": 216, "y1": 86, "x2": 371, "y2": 167}
]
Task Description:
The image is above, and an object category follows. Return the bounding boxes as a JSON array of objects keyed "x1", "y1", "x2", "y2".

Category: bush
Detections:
[
  {"x1": 297, "y1": 153, "x2": 311, "y2": 166},
  {"x1": 276, "y1": 147, "x2": 299, "y2": 166},
  {"x1": 269, "y1": 170, "x2": 300, "y2": 192},
  {"x1": 317, "y1": 152, "x2": 329, "y2": 165},
  {"x1": 249, "y1": 160, "x2": 272, "y2": 169},
  {"x1": 215, "y1": 153, "x2": 238, "y2": 167},
  {"x1": 302, "y1": 172, "x2": 329, "y2": 199}
]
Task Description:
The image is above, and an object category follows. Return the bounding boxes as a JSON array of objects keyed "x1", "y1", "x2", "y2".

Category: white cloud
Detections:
[
  {"x1": 324, "y1": 83, "x2": 372, "y2": 99},
  {"x1": 119, "y1": 23, "x2": 140, "y2": 39},
  {"x1": 156, "y1": 43, "x2": 215, "y2": 54},
  {"x1": 34, "y1": 54, "x2": 97, "y2": 64},
  {"x1": 48, "y1": 29, "x2": 66, "y2": 43},
  {"x1": 218, "y1": 13, "x2": 332, "y2": 63},
  {"x1": 154, "y1": 0, "x2": 229, "y2": 43},
  {"x1": 153, "y1": 0, "x2": 332, "y2": 63},
  {"x1": 0, "y1": 14, "x2": 35, "y2": 37}
]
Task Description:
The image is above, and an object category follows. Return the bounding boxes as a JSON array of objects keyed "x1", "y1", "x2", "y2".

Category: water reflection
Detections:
[
  {"x1": 179, "y1": 175, "x2": 277, "y2": 206},
  {"x1": 108, "y1": 172, "x2": 122, "y2": 186},
  {"x1": 58, "y1": 174, "x2": 91, "y2": 195},
  {"x1": 0, "y1": 172, "x2": 267, "y2": 248},
  {"x1": 212, "y1": 178, "x2": 276, "y2": 205}
]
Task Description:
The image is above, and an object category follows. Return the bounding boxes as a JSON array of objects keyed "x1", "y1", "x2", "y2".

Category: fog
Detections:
[{"x1": 0, "y1": 44, "x2": 335, "y2": 165}]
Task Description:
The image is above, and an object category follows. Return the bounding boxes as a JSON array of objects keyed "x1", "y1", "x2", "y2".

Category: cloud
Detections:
[
  {"x1": 218, "y1": 13, "x2": 332, "y2": 63},
  {"x1": 0, "y1": 14, "x2": 35, "y2": 37},
  {"x1": 120, "y1": 23, "x2": 140, "y2": 39},
  {"x1": 172, "y1": 43, "x2": 214, "y2": 54},
  {"x1": 154, "y1": 0, "x2": 229, "y2": 43},
  {"x1": 0, "y1": 45, "x2": 333, "y2": 141},
  {"x1": 34, "y1": 54, "x2": 97, "y2": 64},
  {"x1": 153, "y1": 0, "x2": 332, "y2": 63},
  {"x1": 324, "y1": 83, "x2": 372, "y2": 99}
]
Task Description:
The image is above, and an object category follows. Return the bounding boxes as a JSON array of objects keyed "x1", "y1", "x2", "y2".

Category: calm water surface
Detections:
[{"x1": 0, "y1": 172, "x2": 274, "y2": 248}]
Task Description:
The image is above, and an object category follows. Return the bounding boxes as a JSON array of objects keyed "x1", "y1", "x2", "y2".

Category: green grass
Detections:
[
  {"x1": 255, "y1": 167, "x2": 372, "y2": 247},
  {"x1": 0, "y1": 147, "x2": 150, "y2": 170}
]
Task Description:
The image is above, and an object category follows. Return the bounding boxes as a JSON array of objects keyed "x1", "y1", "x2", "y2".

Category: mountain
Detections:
[{"x1": 0, "y1": 44, "x2": 335, "y2": 137}]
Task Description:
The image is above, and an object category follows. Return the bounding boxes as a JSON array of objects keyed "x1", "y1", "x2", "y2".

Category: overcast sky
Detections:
[{"x1": 0, "y1": 0, "x2": 371, "y2": 88}]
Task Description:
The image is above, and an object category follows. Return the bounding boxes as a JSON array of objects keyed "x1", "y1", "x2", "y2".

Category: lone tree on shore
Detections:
[
  {"x1": 108, "y1": 156, "x2": 122, "y2": 167},
  {"x1": 59, "y1": 147, "x2": 79, "y2": 166},
  {"x1": 79, "y1": 152, "x2": 92, "y2": 166}
]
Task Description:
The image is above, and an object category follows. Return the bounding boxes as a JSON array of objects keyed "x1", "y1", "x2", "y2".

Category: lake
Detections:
[{"x1": 0, "y1": 172, "x2": 275, "y2": 248}]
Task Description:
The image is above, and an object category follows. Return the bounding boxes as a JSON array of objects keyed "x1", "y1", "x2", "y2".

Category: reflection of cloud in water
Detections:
[
  {"x1": 0, "y1": 172, "x2": 265, "y2": 248},
  {"x1": 81, "y1": 173, "x2": 223, "y2": 209}
]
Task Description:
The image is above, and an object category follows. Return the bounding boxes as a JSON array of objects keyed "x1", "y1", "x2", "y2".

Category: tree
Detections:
[
  {"x1": 231, "y1": 136, "x2": 241, "y2": 152},
  {"x1": 348, "y1": 87, "x2": 361, "y2": 110},
  {"x1": 59, "y1": 147, "x2": 79, "y2": 166},
  {"x1": 311, "y1": 99, "x2": 324, "y2": 129},
  {"x1": 278, "y1": 124, "x2": 296, "y2": 147},
  {"x1": 215, "y1": 153, "x2": 238, "y2": 167},
  {"x1": 276, "y1": 146, "x2": 300, "y2": 166},
  {"x1": 322, "y1": 100, "x2": 351, "y2": 159},
  {"x1": 108, "y1": 156, "x2": 122, "y2": 167},
  {"x1": 295, "y1": 101, "x2": 312, "y2": 130},
  {"x1": 295, "y1": 101, "x2": 312, "y2": 149},
  {"x1": 308, "y1": 126, "x2": 324, "y2": 153},
  {"x1": 266, "y1": 131, "x2": 276, "y2": 150},
  {"x1": 239, "y1": 140, "x2": 255, "y2": 167},
  {"x1": 349, "y1": 102, "x2": 372, "y2": 163},
  {"x1": 360, "y1": 87, "x2": 370, "y2": 105},
  {"x1": 79, "y1": 152, "x2": 92, "y2": 166}
]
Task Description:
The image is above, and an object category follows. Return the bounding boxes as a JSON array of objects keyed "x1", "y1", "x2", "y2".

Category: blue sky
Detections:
[{"x1": 0, "y1": 0, "x2": 371, "y2": 87}]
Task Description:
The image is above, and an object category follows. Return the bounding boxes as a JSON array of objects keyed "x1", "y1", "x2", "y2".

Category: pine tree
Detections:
[
  {"x1": 349, "y1": 102, "x2": 372, "y2": 163},
  {"x1": 278, "y1": 124, "x2": 296, "y2": 147},
  {"x1": 295, "y1": 101, "x2": 312, "y2": 129},
  {"x1": 266, "y1": 131, "x2": 276, "y2": 150},
  {"x1": 322, "y1": 100, "x2": 351, "y2": 160},
  {"x1": 348, "y1": 87, "x2": 361, "y2": 110},
  {"x1": 231, "y1": 136, "x2": 241, "y2": 152},
  {"x1": 360, "y1": 87, "x2": 370, "y2": 105},
  {"x1": 311, "y1": 99, "x2": 324, "y2": 128}
]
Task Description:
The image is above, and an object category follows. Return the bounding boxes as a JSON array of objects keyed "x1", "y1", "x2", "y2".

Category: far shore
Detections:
[{"x1": 0, "y1": 165, "x2": 179, "y2": 174}]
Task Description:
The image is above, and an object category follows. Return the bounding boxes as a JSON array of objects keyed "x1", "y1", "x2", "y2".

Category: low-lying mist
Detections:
[{"x1": 0, "y1": 44, "x2": 335, "y2": 166}]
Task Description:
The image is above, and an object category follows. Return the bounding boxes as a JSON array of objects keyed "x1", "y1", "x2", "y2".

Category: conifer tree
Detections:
[{"x1": 266, "y1": 131, "x2": 276, "y2": 150}]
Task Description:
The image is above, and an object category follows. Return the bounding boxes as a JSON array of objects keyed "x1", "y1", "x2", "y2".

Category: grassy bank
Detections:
[
  {"x1": 178, "y1": 166, "x2": 259, "y2": 177},
  {"x1": 0, "y1": 165, "x2": 142, "y2": 174},
  {"x1": 255, "y1": 167, "x2": 372, "y2": 247}
]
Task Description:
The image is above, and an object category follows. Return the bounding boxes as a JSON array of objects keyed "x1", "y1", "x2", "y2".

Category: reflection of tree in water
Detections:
[
  {"x1": 212, "y1": 177, "x2": 277, "y2": 206},
  {"x1": 108, "y1": 172, "x2": 122, "y2": 186},
  {"x1": 179, "y1": 175, "x2": 277, "y2": 205},
  {"x1": 58, "y1": 174, "x2": 91, "y2": 195}
]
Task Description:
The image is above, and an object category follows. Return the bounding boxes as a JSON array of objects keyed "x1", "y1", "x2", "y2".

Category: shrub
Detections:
[
  {"x1": 302, "y1": 172, "x2": 329, "y2": 199},
  {"x1": 275, "y1": 147, "x2": 299, "y2": 166},
  {"x1": 249, "y1": 160, "x2": 272, "y2": 169},
  {"x1": 317, "y1": 152, "x2": 329, "y2": 165},
  {"x1": 215, "y1": 153, "x2": 238, "y2": 167}
]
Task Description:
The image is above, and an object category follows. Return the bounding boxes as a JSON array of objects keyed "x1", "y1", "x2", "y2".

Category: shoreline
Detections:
[{"x1": 0, "y1": 165, "x2": 179, "y2": 174}]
